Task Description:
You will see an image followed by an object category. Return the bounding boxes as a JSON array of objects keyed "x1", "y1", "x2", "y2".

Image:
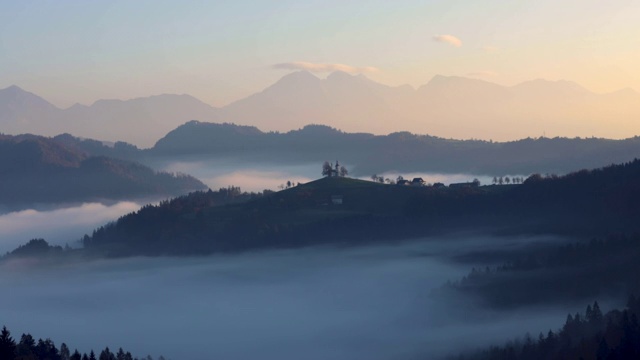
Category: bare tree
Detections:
[{"x1": 339, "y1": 166, "x2": 348, "y2": 177}]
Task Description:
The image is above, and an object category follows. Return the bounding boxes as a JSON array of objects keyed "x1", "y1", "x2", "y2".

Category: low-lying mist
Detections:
[
  {"x1": 0, "y1": 237, "x2": 586, "y2": 360},
  {"x1": 0, "y1": 201, "x2": 143, "y2": 253},
  {"x1": 159, "y1": 159, "x2": 318, "y2": 192},
  {"x1": 157, "y1": 158, "x2": 507, "y2": 191}
]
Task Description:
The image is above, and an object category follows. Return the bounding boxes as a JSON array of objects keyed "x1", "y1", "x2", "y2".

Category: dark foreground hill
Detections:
[
  {"x1": 0, "y1": 134, "x2": 206, "y2": 208},
  {"x1": 58, "y1": 157, "x2": 640, "y2": 258},
  {"x1": 456, "y1": 297, "x2": 640, "y2": 360}
]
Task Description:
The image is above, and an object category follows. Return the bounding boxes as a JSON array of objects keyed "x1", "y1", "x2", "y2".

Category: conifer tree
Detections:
[{"x1": 0, "y1": 326, "x2": 16, "y2": 360}]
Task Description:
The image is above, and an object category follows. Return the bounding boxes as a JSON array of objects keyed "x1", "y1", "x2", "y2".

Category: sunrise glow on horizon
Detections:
[{"x1": 2, "y1": 1, "x2": 639, "y2": 108}]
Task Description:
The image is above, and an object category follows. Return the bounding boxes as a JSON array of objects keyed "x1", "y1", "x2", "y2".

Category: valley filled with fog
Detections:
[
  {"x1": 2, "y1": 158, "x2": 634, "y2": 359},
  {"x1": 0, "y1": 236, "x2": 589, "y2": 360},
  {"x1": 0, "y1": 164, "x2": 586, "y2": 359},
  {"x1": 0, "y1": 201, "x2": 144, "y2": 254}
]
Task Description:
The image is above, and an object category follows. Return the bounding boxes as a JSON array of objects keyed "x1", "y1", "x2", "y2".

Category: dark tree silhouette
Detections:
[
  {"x1": 0, "y1": 326, "x2": 16, "y2": 360},
  {"x1": 322, "y1": 161, "x2": 332, "y2": 177},
  {"x1": 457, "y1": 299, "x2": 640, "y2": 360},
  {"x1": 60, "y1": 343, "x2": 71, "y2": 360},
  {"x1": 35, "y1": 338, "x2": 59, "y2": 360},
  {"x1": 99, "y1": 347, "x2": 114, "y2": 360},
  {"x1": 16, "y1": 333, "x2": 36, "y2": 358}
]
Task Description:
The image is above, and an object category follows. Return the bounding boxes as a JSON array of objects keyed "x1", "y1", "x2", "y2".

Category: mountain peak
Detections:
[
  {"x1": 0, "y1": 84, "x2": 58, "y2": 110},
  {"x1": 2, "y1": 84, "x2": 25, "y2": 92},
  {"x1": 325, "y1": 71, "x2": 375, "y2": 85},
  {"x1": 260, "y1": 71, "x2": 323, "y2": 96},
  {"x1": 0, "y1": 84, "x2": 36, "y2": 97},
  {"x1": 279, "y1": 70, "x2": 319, "y2": 82},
  {"x1": 326, "y1": 70, "x2": 354, "y2": 81}
]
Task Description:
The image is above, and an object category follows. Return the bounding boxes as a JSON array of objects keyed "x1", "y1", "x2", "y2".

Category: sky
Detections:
[{"x1": 1, "y1": 0, "x2": 640, "y2": 108}]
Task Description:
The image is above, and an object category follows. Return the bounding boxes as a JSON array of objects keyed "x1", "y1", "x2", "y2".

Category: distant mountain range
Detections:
[
  {"x1": 0, "y1": 134, "x2": 206, "y2": 209},
  {"x1": 3, "y1": 72, "x2": 640, "y2": 147},
  {"x1": 0, "y1": 85, "x2": 219, "y2": 147}
]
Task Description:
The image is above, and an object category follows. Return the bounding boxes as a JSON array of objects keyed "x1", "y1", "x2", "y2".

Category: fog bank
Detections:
[
  {"x1": 158, "y1": 159, "x2": 503, "y2": 192},
  {"x1": 0, "y1": 201, "x2": 144, "y2": 253},
  {"x1": 1, "y1": 238, "x2": 579, "y2": 359}
]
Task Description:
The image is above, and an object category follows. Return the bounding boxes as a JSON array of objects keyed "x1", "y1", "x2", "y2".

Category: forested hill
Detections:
[
  {"x1": 149, "y1": 121, "x2": 640, "y2": 176},
  {"x1": 33, "y1": 123, "x2": 640, "y2": 177},
  {"x1": 0, "y1": 134, "x2": 206, "y2": 208},
  {"x1": 456, "y1": 296, "x2": 640, "y2": 360},
  {"x1": 65, "y1": 158, "x2": 640, "y2": 258}
]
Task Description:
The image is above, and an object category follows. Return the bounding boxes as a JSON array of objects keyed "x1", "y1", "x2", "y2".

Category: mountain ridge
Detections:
[
  {"x1": 3, "y1": 73, "x2": 640, "y2": 147},
  {"x1": 138, "y1": 120, "x2": 640, "y2": 180},
  {"x1": 0, "y1": 134, "x2": 206, "y2": 209}
]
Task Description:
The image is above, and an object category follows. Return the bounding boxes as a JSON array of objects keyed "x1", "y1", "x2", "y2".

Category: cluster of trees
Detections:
[
  {"x1": 455, "y1": 296, "x2": 640, "y2": 359},
  {"x1": 81, "y1": 186, "x2": 275, "y2": 256},
  {"x1": 3, "y1": 238, "x2": 66, "y2": 259},
  {"x1": 370, "y1": 175, "x2": 421, "y2": 185},
  {"x1": 277, "y1": 180, "x2": 301, "y2": 190},
  {"x1": 491, "y1": 176, "x2": 524, "y2": 185},
  {"x1": 370, "y1": 174, "x2": 390, "y2": 184},
  {"x1": 0, "y1": 326, "x2": 165, "y2": 360},
  {"x1": 321, "y1": 161, "x2": 348, "y2": 177},
  {"x1": 443, "y1": 233, "x2": 640, "y2": 308}
]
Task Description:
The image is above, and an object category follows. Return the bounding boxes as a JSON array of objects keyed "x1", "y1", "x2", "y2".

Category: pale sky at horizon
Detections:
[{"x1": 1, "y1": 0, "x2": 640, "y2": 108}]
